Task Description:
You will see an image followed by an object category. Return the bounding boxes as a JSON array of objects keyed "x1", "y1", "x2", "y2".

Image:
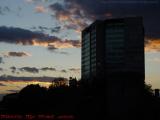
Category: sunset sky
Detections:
[{"x1": 0, "y1": 0, "x2": 160, "y2": 99}]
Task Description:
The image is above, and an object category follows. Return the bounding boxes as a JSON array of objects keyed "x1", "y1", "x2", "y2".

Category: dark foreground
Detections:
[{"x1": 0, "y1": 83, "x2": 160, "y2": 120}]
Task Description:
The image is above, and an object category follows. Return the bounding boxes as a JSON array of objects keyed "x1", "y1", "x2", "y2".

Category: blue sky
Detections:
[
  {"x1": 0, "y1": 0, "x2": 160, "y2": 97},
  {"x1": 0, "y1": 0, "x2": 81, "y2": 75}
]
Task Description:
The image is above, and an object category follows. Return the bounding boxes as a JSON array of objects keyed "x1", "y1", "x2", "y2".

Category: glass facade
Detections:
[
  {"x1": 105, "y1": 23, "x2": 126, "y2": 71},
  {"x1": 82, "y1": 33, "x2": 90, "y2": 78},
  {"x1": 82, "y1": 27, "x2": 97, "y2": 79},
  {"x1": 90, "y1": 28, "x2": 96, "y2": 75}
]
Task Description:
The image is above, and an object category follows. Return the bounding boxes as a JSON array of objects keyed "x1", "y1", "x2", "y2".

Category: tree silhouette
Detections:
[{"x1": 144, "y1": 83, "x2": 154, "y2": 96}]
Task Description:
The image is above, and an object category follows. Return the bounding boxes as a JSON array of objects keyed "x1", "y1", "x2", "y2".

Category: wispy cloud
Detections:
[
  {"x1": 40, "y1": 67, "x2": 56, "y2": 71},
  {"x1": 9, "y1": 66, "x2": 64, "y2": 74},
  {"x1": 7, "y1": 90, "x2": 19, "y2": 93},
  {"x1": 31, "y1": 26, "x2": 61, "y2": 33},
  {"x1": 0, "y1": 68, "x2": 3, "y2": 71},
  {"x1": 0, "y1": 75, "x2": 68, "y2": 83},
  {"x1": 4, "y1": 52, "x2": 31, "y2": 57},
  {"x1": 51, "y1": 51, "x2": 69, "y2": 55},
  {"x1": 69, "y1": 68, "x2": 81, "y2": 73},
  {"x1": 19, "y1": 67, "x2": 39, "y2": 74},
  {"x1": 61, "y1": 69, "x2": 67, "y2": 73}
]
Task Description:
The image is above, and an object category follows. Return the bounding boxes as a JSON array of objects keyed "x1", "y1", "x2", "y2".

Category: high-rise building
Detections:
[
  {"x1": 82, "y1": 17, "x2": 144, "y2": 86},
  {"x1": 81, "y1": 17, "x2": 145, "y2": 117}
]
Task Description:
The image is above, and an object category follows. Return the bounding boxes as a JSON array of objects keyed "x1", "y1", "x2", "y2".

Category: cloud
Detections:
[
  {"x1": 10, "y1": 66, "x2": 16, "y2": 70},
  {"x1": 49, "y1": 2, "x2": 90, "y2": 32},
  {"x1": 145, "y1": 37, "x2": 160, "y2": 52},
  {"x1": 38, "y1": 26, "x2": 49, "y2": 31},
  {"x1": 61, "y1": 69, "x2": 67, "y2": 73},
  {"x1": 52, "y1": 51, "x2": 69, "y2": 55},
  {"x1": 0, "y1": 26, "x2": 81, "y2": 49},
  {"x1": 7, "y1": 90, "x2": 19, "y2": 93},
  {"x1": 26, "y1": 0, "x2": 51, "y2": 3},
  {"x1": 0, "y1": 75, "x2": 68, "y2": 83},
  {"x1": 49, "y1": 0, "x2": 160, "y2": 40},
  {"x1": 47, "y1": 48, "x2": 69, "y2": 55},
  {"x1": 47, "y1": 45, "x2": 57, "y2": 50},
  {"x1": 0, "y1": 68, "x2": 3, "y2": 71},
  {"x1": 69, "y1": 68, "x2": 81, "y2": 72},
  {"x1": 0, "y1": 83, "x2": 6, "y2": 86},
  {"x1": 31, "y1": 26, "x2": 61, "y2": 33},
  {"x1": 10, "y1": 66, "x2": 16, "y2": 73},
  {"x1": 51, "y1": 26, "x2": 61, "y2": 33},
  {"x1": 35, "y1": 5, "x2": 46, "y2": 13},
  {"x1": 19, "y1": 67, "x2": 39, "y2": 74},
  {"x1": 40, "y1": 67, "x2": 56, "y2": 71},
  {"x1": 48, "y1": 0, "x2": 114, "y2": 33},
  {"x1": 10, "y1": 66, "x2": 71, "y2": 74},
  {"x1": 4, "y1": 52, "x2": 31, "y2": 57},
  {"x1": 48, "y1": 39, "x2": 81, "y2": 49}
]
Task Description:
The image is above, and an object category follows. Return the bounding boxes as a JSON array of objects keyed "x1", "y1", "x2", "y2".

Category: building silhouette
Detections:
[
  {"x1": 81, "y1": 17, "x2": 145, "y2": 118},
  {"x1": 155, "y1": 89, "x2": 160, "y2": 97}
]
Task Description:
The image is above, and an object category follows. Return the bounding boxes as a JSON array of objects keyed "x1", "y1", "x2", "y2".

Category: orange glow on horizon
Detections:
[{"x1": 145, "y1": 38, "x2": 160, "y2": 52}]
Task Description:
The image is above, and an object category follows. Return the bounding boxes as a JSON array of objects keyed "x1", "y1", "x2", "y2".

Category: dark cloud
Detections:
[
  {"x1": 10, "y1": 66, "x2": 16, "y2": 73},
  {"x1": 49, "y1": 0, "x2": 160, "y2": 45},
  {"x1": 0, "y1": 26, "x2": 81, "y2": 49},
  {"x1": 31, "y1": 26, "x2": 61, "y2": 33},
  {"x1": 47, "y1": 45, "x2": 57, "y2": 50},
  {"x1": 49, "y1": 2, "x2": 90, "y2": 32},
  {"x1": 4, "y1": 52, "x2": 31, "y2": 57},
  {"x1": 55, "y1": 51, "x2": 69, "y2": 55},
  {"x1": 52, "y1": 0, "x2": 160, "y2": 52},
  {"x1": 0, "y1": 26, "x2": 57, "y2": 44},
  {"x1": 19, "y1": 67, "x2": 39, "y2": 74},
  {"x1": 7, "y1": 90, "x2": 19, "y2": 93},
  {"x1": 47, "y1": 47, "x2": 69, "y2": 55},
  {"x1": 38, "y1": 26, "x2": 49, "y2": 31},
  {"x1": 10, "y1": 66, "x2": 71, "y2": 74},
  {"x1": 51, "y1": 26, "x2": 61, "y2": 33},
  {"x1": 69, "y1": 68, "x2": 81, "y2": 72},
  {"x1": 40, "y1": 67, "x2": 56, "y2": 71},
  {"x1": 10, "y1": 66, "x2": 16, "y2": 70},
  {"x1": 61, "y1": 69, "x2": 67, "y2": 73},
  {"x1": 0, "y1": 75, "x2": 68, "y2": 83},
  {"x1": 0, "y1": 83, "x2": 6, "y2": 86}
]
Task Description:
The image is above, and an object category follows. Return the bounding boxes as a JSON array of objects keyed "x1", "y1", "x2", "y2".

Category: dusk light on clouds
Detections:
[{"x1": 0, "y1": 0, "x2": 160, "y2": 99}]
